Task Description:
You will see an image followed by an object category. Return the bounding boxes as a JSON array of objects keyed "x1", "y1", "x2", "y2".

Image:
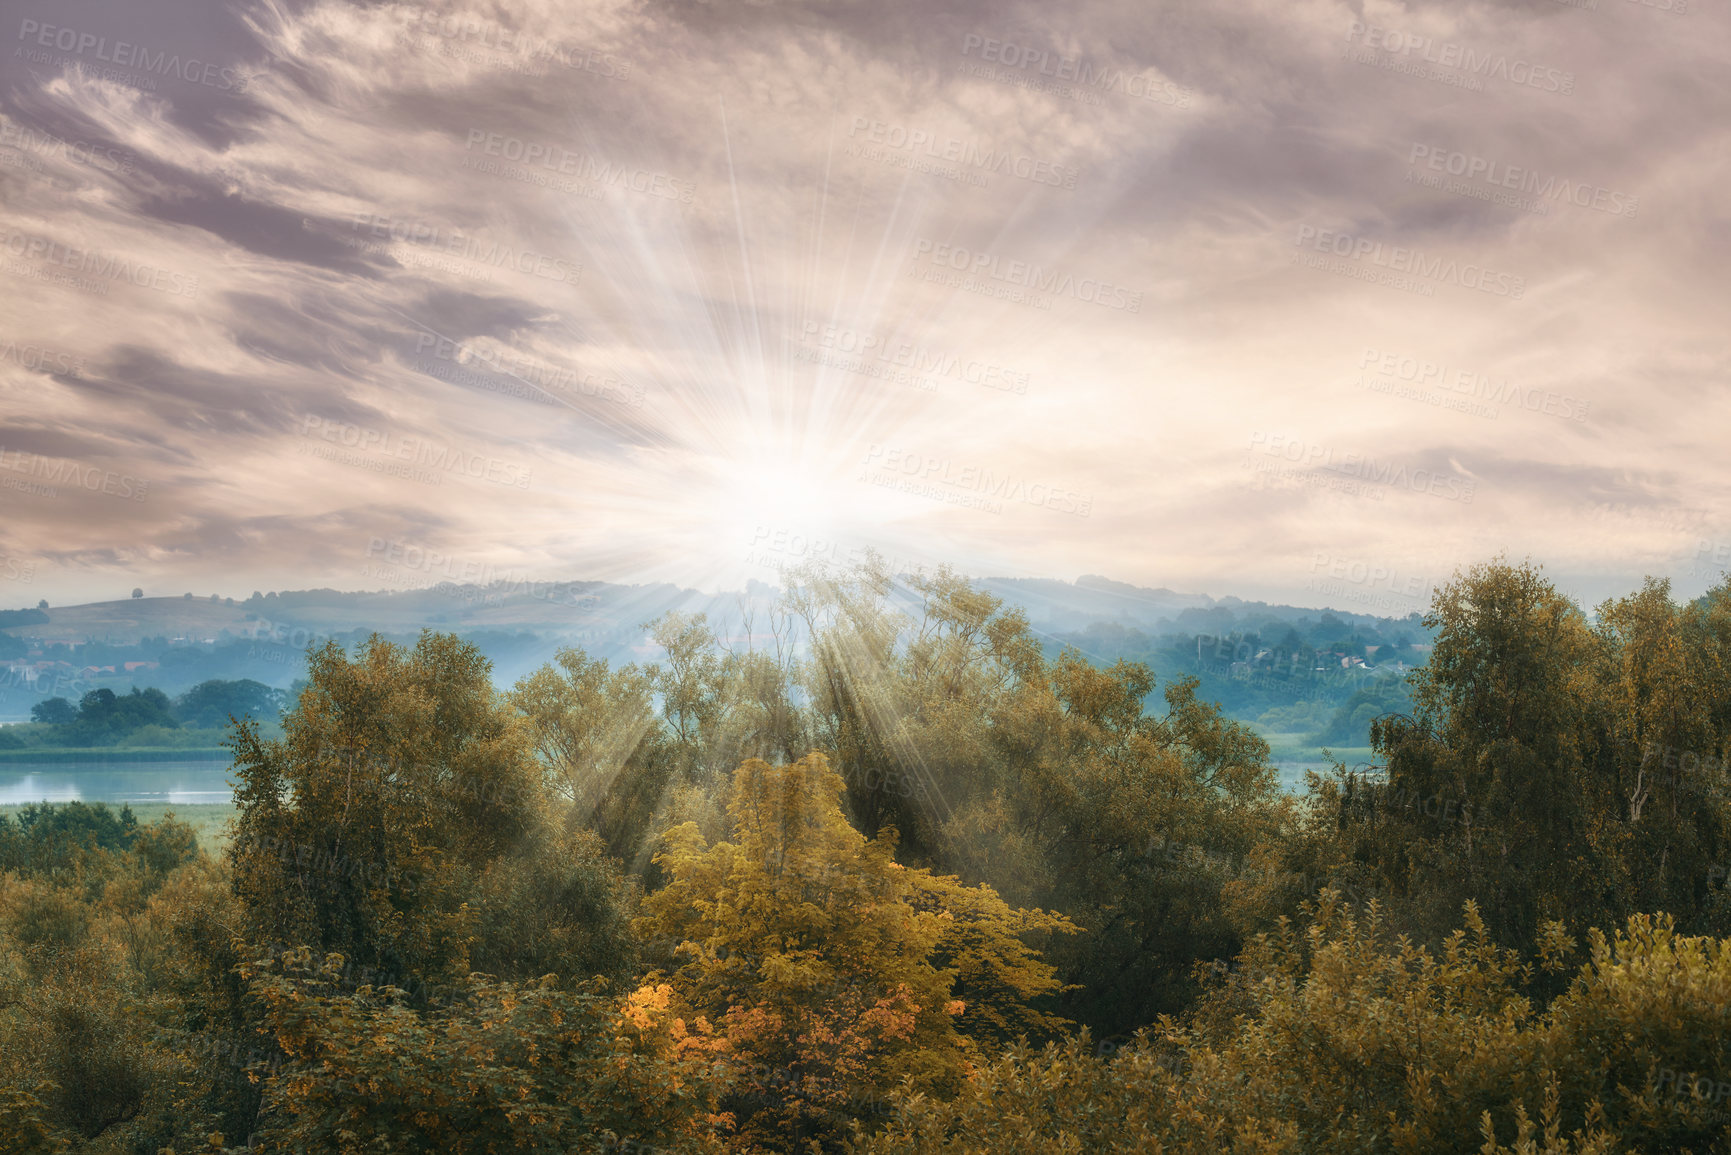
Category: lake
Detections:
[
  {"x1": 1, "y1": 759, "x2": 1337, "y2": 807},
  {"x1": 0, "y1": 760, "x2": 235, "y2": 806}
]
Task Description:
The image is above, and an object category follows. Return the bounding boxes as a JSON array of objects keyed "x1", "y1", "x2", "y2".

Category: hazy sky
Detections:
[{"x1": 1, "y1": 0, "x2": 1726, "y2": 614}]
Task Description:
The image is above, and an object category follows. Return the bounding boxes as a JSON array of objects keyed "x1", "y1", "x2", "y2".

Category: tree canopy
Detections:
[{"x1": 5, "y1": 560, "x2": 1731, "y2": 1154}]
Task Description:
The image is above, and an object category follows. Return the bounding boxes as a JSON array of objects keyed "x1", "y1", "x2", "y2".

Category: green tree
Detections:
[
  {"x1": 1312, "y1": 563, "x2": 1731, "y2": 961},
  {"x1": 648, "y1": 611, "x2": 808, "y2": 784},
  {"x1": 34, "y1": 687, "x2": 182, "y2": 746},
  {"x1": 1588, "y1": 576, "x2": 1731, "y2": 934},
  {"x1": 29, "y1": 698, "x2": 75, "y2": 726},
  {"x1": 0, "y1": 801, "x2": 141, "y2": 879},
  {"x1": 773, "y1": 561, "x2": 1292, "y2": 1037},
  {"x1": 511, "y1": 645, "x2": 670, "y2": 867},
  {"x1": 229, "y1": 632, "x2": 632, "y2": 994},
  {"x1": 173, "y1": 678, "x2": 288, "y2": 730}
]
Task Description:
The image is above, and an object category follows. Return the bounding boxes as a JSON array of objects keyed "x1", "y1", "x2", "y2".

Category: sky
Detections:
[{"x1": 1, "y1": 0, "x2": 1727, "y2": 616}]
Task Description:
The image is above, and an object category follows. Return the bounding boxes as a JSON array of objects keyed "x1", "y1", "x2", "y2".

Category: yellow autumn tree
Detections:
[{"x1": 634, "y1": 752, "x2": 1076, "y2": 1153}]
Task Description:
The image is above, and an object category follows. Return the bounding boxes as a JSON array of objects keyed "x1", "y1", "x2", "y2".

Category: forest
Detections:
[
  {"x1": 0, "y1": 681, "x2": 287, "y2": 751},
  {"x1": 3, "y1": 557, "x2": 1730, "y2": 1154}
]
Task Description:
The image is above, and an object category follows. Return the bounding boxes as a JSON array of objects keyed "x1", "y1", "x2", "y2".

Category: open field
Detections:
[{"x1": 1257, "y1": 729, "x2": 1376, "y2": 770}]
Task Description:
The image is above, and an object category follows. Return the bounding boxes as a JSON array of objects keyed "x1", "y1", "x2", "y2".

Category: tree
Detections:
[
  {"x1": 131, "y1": 588, "x2": 142, "y2": 599},
  {"x1": 29, "y1": 698, "x2": 75, "y2": 726},
  {"x1": 0, "y1": 800, "x2": 146, "y2": 876},
  {"x1": 1588, "y1": 576, "x2": 1731, "y2": 932},
  {"x1": 855, "y1": 897, "x2": 1683, "y2": 1155},
  {"x1": 773, "y1": 560, "x2": 1291, "y2": 1037},
  {"x1": 229, "y1": 632, "x2": 634, "y2": 995},
  {"x1": 0, "y1": 806, "x2": 214, "y2": 1152},
  {"x1": 634, "y1": 753, "x2": 1075, "y2": 1152},
  {"x1": 786, "y1": 560, "x2": 945, "y2": 861},
  {"x1": 1311, "y1": 562, "x2": 1731, "y2": 960},
  {"x1": 511, "y1": 646, "x2": 668, "y2": 867},
  {"x1": 27, "y1": 687, "x2": 180, "y2": 746},
  {"x1": 508, "y1": 616, "x2": 808, "y2": 877},
  {"x1": 1002, "y1": 666, "x2": 1293, "y2": 1037},
  {"x1": 646, "y1": 611, "x2": 806, "y2": 784},
  {"x1": 0, "y1": 1085, "x2": 62, "y2": 1155},
  {"x1": 241, "y1": 950, "x2": 730, "y2": 1154},
  {"x1": 172, "y1": 679, "x2": 286, "y2": 730}
]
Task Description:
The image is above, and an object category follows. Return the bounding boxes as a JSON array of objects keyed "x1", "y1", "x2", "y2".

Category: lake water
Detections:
[
  {"x1": 0, "y1": 761, "x2": 235, "y2": 806},
  {"x1": 1, "y1": 758, "x2": 1335, "y2": 807}
]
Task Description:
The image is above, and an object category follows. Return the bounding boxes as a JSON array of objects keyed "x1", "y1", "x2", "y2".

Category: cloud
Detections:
[{"x1": 0, "y1": 0, "x2": 1724, "y2": 607}]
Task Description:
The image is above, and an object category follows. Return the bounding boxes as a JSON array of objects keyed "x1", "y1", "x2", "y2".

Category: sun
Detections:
[
  {"x1": 689, "y1": 445, "x2": 925, "y2": 590},
  {"x1": 711, "y1": 463, "x2": 836, "y2": 558}
]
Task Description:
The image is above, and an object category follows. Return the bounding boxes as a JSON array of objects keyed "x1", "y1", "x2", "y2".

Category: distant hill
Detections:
[
  {"x1": 980, "y1": 574, "x2": 1419, "y2": 637},
  {"x1": 0, "y1": 581, "x2": 759, "y2": 717},
  {"x1": 9, "y1": 575, "x2": 1421, "y2": 652},
  {"x1": 14, "y1": 586, "x2": 709, "y2": 650},
  {"x1": 1, "y1": 576, "x2": 1432, "y2": 748}
]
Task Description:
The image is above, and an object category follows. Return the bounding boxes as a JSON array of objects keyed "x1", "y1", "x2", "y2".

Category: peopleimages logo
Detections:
[
  {"x1": 361, "y1": 539, "x2": 596, "y2": 610},
  {"x1": 846, "y1": 118, "x2": 1079, "y2": 189},
  {"x1": 1407, "y1": 145, "x2": 1637, "y2": 218},
  {"x1": 1359, "y1": 347, "x2": 1590, "y2": 423},
  {"x1": 348, "y1": 212, "x2": 580, "y2": 283},
  {"x1": 403, "y1": 10, "x2": 630, "y2": 78},
  {"x1": 798, "y1": 322, "x2": 1030, "y2": 394},
  {"x1": 1344, "y1": 21, "x2": 1575, "y2": 95},
  {"x1": 15, "y1": 19, "x2": 259, "y2": 92},
  {"x1": 0, "y1": 119, "x2": 134, "y2": 175},
  {"x1": 860, "y1": 444, "x2": 1093, "y2": 517},
  {"x1": 910, "y1": 239, "x2": 1142, "y2": 312},
  {"x1": 461, "y1": 130, "x2": 695, "y2": 204},
  {"x1": 959, "y1": 34, "x2": 1191, "y2": 107},
  {"x1": 0, "y1": 338, "x2": 83, "y2": 376},
  {"x1": 412, "y1": 333, "x2": 645, "y2": 409},
  {"x1": 0, "y1": 446, "x2": 150, "y2": 500},
  {"x1": 1294, "y1": 225, "x2": 1525, "y2": 299},
  {"x1": 1248, "y1": 432, "x2": 1477, "y2": 503},
  {"x1": 0, "y1": 226, "x2": 200, "y2": 299},
  {"x1": 299, "y1": 415, "x2": 534, "y2": 489}
]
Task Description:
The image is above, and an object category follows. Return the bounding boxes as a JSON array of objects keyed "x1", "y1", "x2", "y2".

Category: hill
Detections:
[{"x1": 1, "y1": 575, "x2": 1433, "y2": 758}]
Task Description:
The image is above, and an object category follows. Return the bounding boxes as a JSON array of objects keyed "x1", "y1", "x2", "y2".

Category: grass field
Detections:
[{"x1": 1257, "y1": 729, "x2": 1377, "y2": 784}]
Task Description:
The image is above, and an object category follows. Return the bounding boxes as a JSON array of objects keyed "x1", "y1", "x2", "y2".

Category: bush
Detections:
[
  {"x1": 0, "y1": 802, "x2": 139, "y2": 877},
  {"x1": 854, "y1": 897, "x2": 1709, "y2": 1155},
  {"x1": 242, "y1": 949, "x2": 731, "y2": 1154}
]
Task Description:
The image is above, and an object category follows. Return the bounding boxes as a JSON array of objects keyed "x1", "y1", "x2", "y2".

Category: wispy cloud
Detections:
[{"x1": 0, "y1": 0, "x2": 1725, "y2": 609}]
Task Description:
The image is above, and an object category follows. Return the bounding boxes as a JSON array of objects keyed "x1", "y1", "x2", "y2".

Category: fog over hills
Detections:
[
  {"x1": 1, "y1": 572, "x2": 1429, "y2": 748},
  {"x1": 8, "y1": 570, "x2": 1420, "y2": 651}
]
